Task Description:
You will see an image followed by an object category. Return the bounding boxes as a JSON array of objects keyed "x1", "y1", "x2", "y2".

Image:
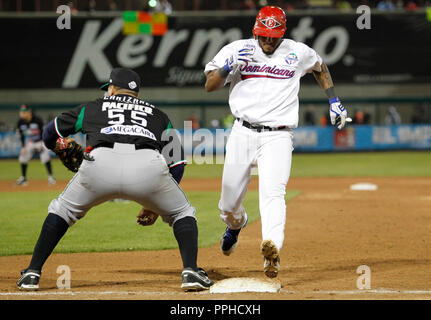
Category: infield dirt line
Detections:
[
  {"x1": 0, "y1": 290, "x2": 203, "y2": 296},
  {"x1": 3, "y1": 289, "x2": 431, "y2": 297}
]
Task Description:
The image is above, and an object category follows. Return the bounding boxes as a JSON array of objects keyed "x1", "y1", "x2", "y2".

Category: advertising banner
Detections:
[
  {"x1": 1, "y1": 12, "x2": 430, "y2": 89},
  {"x1": 2, "y1": 125, "x2": 429, "y2": 159},
  {"x1": 293, "y1": 124, "x2": 431, "y2": 152}
]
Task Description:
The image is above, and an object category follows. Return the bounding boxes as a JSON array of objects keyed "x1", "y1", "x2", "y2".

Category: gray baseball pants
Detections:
[{"x1": 48, "y1": 143, "x2": 195, "y2": 226}]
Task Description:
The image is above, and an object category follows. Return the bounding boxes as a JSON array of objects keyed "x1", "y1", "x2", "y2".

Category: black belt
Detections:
[
  {"x1": 237, "y1": 118, "x2": 287, "y2": 132},
  {"x1": 92, "y1": 142, "x2": 156, "y2": 151}
]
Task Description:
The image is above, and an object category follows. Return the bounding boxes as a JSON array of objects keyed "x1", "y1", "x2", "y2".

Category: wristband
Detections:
[
  {"x1": 218, "y1": 67, "x2": 229, "y2": 78},
  {"x1": 325, "y1": 87, "x2": 337, "y2": 100},
  {"x1": 329, "y1": 97, "x2": 340, "y2": 104}
]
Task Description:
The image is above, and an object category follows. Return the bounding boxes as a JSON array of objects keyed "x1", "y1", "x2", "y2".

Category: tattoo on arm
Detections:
[
  {"x1": 313, "y1": 63, "x2": 336, "y2": 98},
  {"x1": 205, "y1": 70, "x2": 225, "y2": 92}
]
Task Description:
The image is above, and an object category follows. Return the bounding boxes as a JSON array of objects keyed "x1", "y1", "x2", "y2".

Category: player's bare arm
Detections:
[
  {"x1": 312, "y1": 62, "x2": 336, "y2": 99},
  {"x1": 205, "y1": 69, "x2": 225, "y2": 92},
  {"x1": 313, "y1": 62, "x2": 348, "y2": 129}
]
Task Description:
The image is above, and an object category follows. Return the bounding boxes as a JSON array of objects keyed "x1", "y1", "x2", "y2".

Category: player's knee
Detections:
[
  {"x1": 260, "y1": 181, "x2": 287, "y2": 198},
  {"x1": 18, "y1": 156, "x2": 27, "y2": 164},
  {"x1": 40, "y1": 154, "x2": 51, "y2": 164},
  {"x1": 48, "y1": 198, "x2": 86, "y2": 226},
  {"x1": 161, "y1": 205, "x2": 196, "y2": 227}
]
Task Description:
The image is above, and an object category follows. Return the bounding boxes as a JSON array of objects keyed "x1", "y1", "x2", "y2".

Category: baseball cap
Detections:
[
  {"x1": 100, "y1": 68, "x2": 141, "y2": 93},
  {"x1": 19, "y1": 104, "x2": 31, "y2": 112}
]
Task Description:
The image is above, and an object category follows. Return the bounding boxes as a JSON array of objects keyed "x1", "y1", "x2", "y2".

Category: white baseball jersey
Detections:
[{"x1": 205, "y1": 38, "x2": 322, "y2": 128}]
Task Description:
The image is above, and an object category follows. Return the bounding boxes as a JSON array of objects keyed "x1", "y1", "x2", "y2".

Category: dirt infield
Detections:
[{"x1": 1, "y1": 177, "x2": 431, "y2": 300}]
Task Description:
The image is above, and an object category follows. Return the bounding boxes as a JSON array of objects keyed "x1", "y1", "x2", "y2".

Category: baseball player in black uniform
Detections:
[
  {"x1": 17, "y1": 68, "x2": 214, "y2": 291},
  {"x1": 16, "y1": 105, "x2": 55, "y2": 185}
]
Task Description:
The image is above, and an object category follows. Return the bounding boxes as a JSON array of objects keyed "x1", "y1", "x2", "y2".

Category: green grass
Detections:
[
  {"x1": 290, "y1": 151, "x2": 431, "y2": 177},
  {"x1": 0, "y1": 150, "x2": 429, "y2": 256},
  {"x1": 0, "y1": 190, "x2": 301, "y2": 256},
  {"x1": 1, "y1": 151, "x2": 430, "y2": 181},
  {"x1": 0, "y1": 159, "x2": 75, "y2": 181},
  {"x1": 183, "y1": 151, "x2": 431, "y2": 178}
]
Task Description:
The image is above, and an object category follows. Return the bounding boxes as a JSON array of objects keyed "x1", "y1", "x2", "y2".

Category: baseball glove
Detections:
[
  {"x1": 137, "y1": 208, "x2": 159, "y2": 226},
  {"x1": 53, "y1": 137, "x2": 84, "y2": 173}
]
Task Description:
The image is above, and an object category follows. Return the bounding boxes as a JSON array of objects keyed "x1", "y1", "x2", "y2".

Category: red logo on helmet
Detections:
[{"x1": 260, "y1": 18, "x2": 282, "y2": 29}]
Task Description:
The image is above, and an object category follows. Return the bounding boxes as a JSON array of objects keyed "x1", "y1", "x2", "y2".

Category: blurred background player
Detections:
[{"x1": 15, "y1": 104, "x2": 55, "y2": 186}]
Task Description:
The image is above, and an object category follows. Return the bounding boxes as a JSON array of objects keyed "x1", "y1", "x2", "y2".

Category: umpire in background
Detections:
[{"x1": 17, "y1": 67, "x2": 214, "y2": 291}]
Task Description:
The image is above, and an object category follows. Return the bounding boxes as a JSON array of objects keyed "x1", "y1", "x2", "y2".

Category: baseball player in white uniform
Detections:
[{"x1": 204, "y1": 6, "x2": 348, "y2": 278}]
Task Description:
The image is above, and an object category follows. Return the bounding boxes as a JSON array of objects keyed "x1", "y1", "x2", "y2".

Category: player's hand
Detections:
[
  {"x1": 83, "y1": 146, "x2": 95, "y2": 161},
  {"x1": 137, "y1": 208, "x2": 159, "y2": 227},
  {"x1": 223, "y1": 48, "x2": 253, "y2": 73},
  {"x1": 329, "y1": 97, "x2": 348, "y2": 130}
]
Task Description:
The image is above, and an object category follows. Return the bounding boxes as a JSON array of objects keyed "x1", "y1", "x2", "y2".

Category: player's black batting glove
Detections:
[{"x1": 329, "y1": 97, "x2": 348, "y2": 130}]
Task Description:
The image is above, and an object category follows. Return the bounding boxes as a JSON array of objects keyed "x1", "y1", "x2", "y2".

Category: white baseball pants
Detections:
[
  {"x1": 219, "y1": 120, "x2": 293, "y2": 251},
  {"x1": 19, "y1": 140, "x2": 51, "y2": 164}
]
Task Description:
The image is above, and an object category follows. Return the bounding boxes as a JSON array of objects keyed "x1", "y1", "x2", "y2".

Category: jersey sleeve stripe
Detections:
[
  {"x1": 168, "y1": 160, "x2": 187, "y2": 168},
  {"x1": 54, "y1": 117, "x2": 64, "y2": 138}
]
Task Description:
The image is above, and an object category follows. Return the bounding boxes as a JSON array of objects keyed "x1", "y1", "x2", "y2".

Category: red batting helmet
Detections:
[{"x1": 253, "y1": 6, "x2": 286, "y2": 38}]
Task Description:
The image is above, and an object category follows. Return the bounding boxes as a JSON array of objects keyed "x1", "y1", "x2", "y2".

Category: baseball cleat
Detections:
[
  {"x1": 261, "y1": 240, "x2": 280, "y2": 278},
  {"x1": 220, "y1": 218, "x2": 248, "y2": 256},
  {"x1": 16, "y1": 176, "x2": 28, "y2": 186},
  {"x1": 17, "y1": 268, "x2": 41, "y2": 291},
  {"x1": 48, "y1": 175, "x2": 56, "y2": 185},
  {"x1": 181, "y1": 267, "x2": 214, "y2": 291}
]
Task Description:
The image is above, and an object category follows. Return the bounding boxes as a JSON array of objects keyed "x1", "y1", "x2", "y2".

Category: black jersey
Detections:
[
  {"x1": 17, "y1": 115, "x2": 45, "y2": 146},
  {"x1": 55, "y1": 94, "x2": 185, "y2": 166}
]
